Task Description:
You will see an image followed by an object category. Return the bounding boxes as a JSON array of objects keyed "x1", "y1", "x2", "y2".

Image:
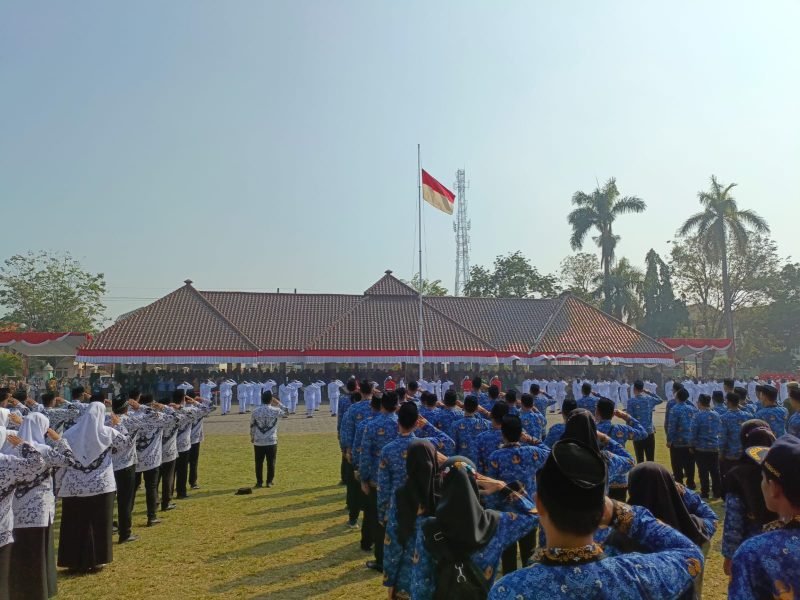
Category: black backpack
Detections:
[{"x1": 423, "y1": 523, "x2": 490, "y2": 600}]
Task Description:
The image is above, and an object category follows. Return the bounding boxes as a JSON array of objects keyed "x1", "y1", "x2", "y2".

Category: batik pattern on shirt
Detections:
[
  {"x1": 435, "y1": 408, "x2": 464, "y2": 440},
  {"x1": 626, "y1": 394, "x2": 662, "y2": 434},
  {"x1": 359, "y1": 413, "x2": 399, "y2": 485},
  {"x1": 667, "y1": 403, "x2": 697, "y2": 447},
  {"x1": 58, "y1": 431, "x2": 130, "y2": 497},
  {"x1": 13, "y1": 438, "x2": 76, "y2": 528},
  {"x1": 250, "y1": 405, "x2": 285, "y2": 446},
  {"x1": 690, "y1": 410, "x2": 722, "y2": 451},
  {"x1": 453, "y1": 415, "x2": 491, "y2": 466},
  {"x1": 486, "y1": 443, "x2": 550, "y2": 507},
  {"x1": 339, "y1": 401, "x2": 372, "y2": 451},
  {"x1": 190, "y1": 398, "x2": 215, "y2": 444},
  {"x1": 543, "y1": 423, "x2": 565, "y2": 449},
  {"x1": 788, "y1": 411, "x2": 800, "y2": 437},
  {"x1": 754, "y1": 405, "x2": 788, "y2": 438},
  {"x1": 0, "y1": 444, "x2": 45, "y2": 547},
  {"x1": 520, "y1": 410, "x2": 547, "y2": 441},
  {"x1": 475, "y1": 429, "x2": 505, "y2": 474},
  {"x1": 729, "y1": 518, "x2": 800, "y2": 600},
  {"x1": 719, "y1": 409, "x2": 750, "y2": 460},
  {"x1": 577, "y1": 395, "x2": 598, "y2": 414},
  {"x1": 133, "y1": 407, "x2": 167, "y2": 472},
  {"x1": 411, "y1": 492, "x2": 538, "y2": 600},
  {"x1": 489, "y1": 506, "x2": 703, "y2": 600},
  {"x1": 722, "y1": 493, "x2": 764, "y2": 559}
]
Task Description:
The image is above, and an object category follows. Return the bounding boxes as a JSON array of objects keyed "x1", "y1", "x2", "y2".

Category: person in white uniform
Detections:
[{"x1": 328, "y1": 380, "x2": 344, "y2": 416}]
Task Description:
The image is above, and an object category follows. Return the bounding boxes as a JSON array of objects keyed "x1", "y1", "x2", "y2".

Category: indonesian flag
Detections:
[{"x1": 421, "y1": 169, "x2": 455, "y2": 215}]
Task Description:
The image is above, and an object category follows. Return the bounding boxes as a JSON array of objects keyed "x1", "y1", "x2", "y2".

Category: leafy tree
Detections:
[
  {"x1": 402, "y1": 273, "x2": 448, "y2": 296},
  {"x1": 567, "y1": 178, "x2": 646, "y2": 313},
  {"x1": 0, "y1": 352, "x2": 22, "y2": 376},
  {"x1": 558, "y1": 253, "x2": 600, "y2": 302},
  {"x1": 592, "y1": 258, "x2": 642, "y2": 323},
  {"x1": 463, "y1": 252, "x2": 559, "y2": 299},
  {"x1": 678, "y1": 176, "x2": 770, "y2": 367},
  {"x1": 0, "y1": 251, "x2": 107, "y2": 332},
  {"x1": 639, "y1": 249, "x2": 688, "y2": 338}
]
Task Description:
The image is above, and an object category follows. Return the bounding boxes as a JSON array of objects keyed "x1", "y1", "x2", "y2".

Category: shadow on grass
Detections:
[
  {"x1": 209, "y1": 522, "x2": 349, "y2": 564},
  {"x1": 243, "y1": 483, "x2": 341, "y2": 500},
  {"x1": 243, "y1": 491, "x2": 342, "y2": 516},
  {"x1": 209, "y1": 531, "x2": 376, "y2": 595},
  {"x1": 238, "y1": 506, "x2": 347, "y2": 533}
]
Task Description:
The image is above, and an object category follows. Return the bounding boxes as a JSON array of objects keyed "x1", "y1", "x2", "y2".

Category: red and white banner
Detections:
[{"x1": 421, "y1": 169, "x2": 455, "y2": 215}]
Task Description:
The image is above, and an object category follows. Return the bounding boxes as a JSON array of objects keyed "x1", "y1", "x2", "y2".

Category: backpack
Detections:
[{"x1": 423, "y1": 523, "x2": 490, "y2": 600}]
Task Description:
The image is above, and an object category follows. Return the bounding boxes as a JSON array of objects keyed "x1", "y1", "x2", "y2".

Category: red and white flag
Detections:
[{"x1": 421, "y1": 169, "x2": 455, "y2": 215}]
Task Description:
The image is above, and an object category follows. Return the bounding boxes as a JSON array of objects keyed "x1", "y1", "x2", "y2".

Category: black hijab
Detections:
[
  {"x1": 724, "y1": 419, "x2": 777, "y2": 526},
  {"x1": 395, "y1": 439, "x2": 439, "y2": 544},
  {"x1": 561, "y1": 408, "x2": 601, "y2": 453},
  {"x1": 424, "y1": 456, "x2": 500, "y2": 555},
  {"x1": 627, "y1": 462, "x2": 710, "y2": 547}
]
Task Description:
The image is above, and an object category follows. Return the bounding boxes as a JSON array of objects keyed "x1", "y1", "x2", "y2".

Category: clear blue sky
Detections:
[{"x1": 2, "y1": 1, "x2": 798, "y2": 319}]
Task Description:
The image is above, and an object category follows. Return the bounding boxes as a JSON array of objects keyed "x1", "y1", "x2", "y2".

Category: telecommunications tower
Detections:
[{"x1": 453, "y1": 169, "x2": 471, "y2": 296}]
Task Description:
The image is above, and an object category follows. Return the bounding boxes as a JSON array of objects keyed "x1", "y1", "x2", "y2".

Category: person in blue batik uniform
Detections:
[
  {"x1": 410, "y1": 456, "x2": 539, "y2": 600},
  {"x1": 788, "y1": 388, "x2": 800, "y2": 436},
  {"x1": 722, "y1": 420, "x2": 777, "y2": 578},
  {"x1": 377, "y1": 402, "x2": 453, "y2": 526},
  {"x1": 487, "y1": 415, "x2": 550, "y2": 575},
  {"x1": 489, "y1": 439, "x2": 703, "y2": 600},
  {"x1": 529, "y1": 383, "x2": 556, "y2": 418},
  {"x1": 626, "y1": 380, "x2": 662, "y2": 463},
  {"x1": 712, "y1": 390, "x2": 727, "y2": 417},
  {"x1": 594, "y1": 398, "x2": 647, "y2": 501},
  {"x1": 502, "y1": 389, "x2": 520, "y2": 416},
  {"x1": 435, "y1": 389, "x2": 464, "y2": 440},
  {"x1": 519, "y1": 393, "x2": 547, "y2": 441},
  {"x1": 719, "y1": 392, "x2": 752, "y2": 478},
  {"x1": 690, "y1": 393, "x2": 723, "y2": 499},
  {"x1": 576, "y1": 382, "x2": 599, "y2": 415},
  {"x1": 453, "y1": 395, "x2": 491, "y2": 465},
  {"x1": 543, "y1": 398, "x2": 577, "y2": 448},
  {"x1": 730, "y1": 435, "x2": 800, "y2": 600},
  {"x1": 475, "y1": 402, "x2": 511, "y2": 474},
  {"x1": 667, "y1": 387, "x2": 698, "y2": 489},
  {"x1": 360, "y1": 391, "x2": 401, "y2": 573},
  {"x1": 755, "y1": 383, "x2": 788, "y2": 438},
  {"x1": 599, "y1": 462, "x2": 717, "y2": 597},
  {"x1": 418, "y1": 392, "x2": 441, "y2": 426},
  {"x1": 663, "y1": 381, "x2": 685, "y2": 442},
  {"x1": 382, "y1": 429, "x2": 445, "y2": 598}
]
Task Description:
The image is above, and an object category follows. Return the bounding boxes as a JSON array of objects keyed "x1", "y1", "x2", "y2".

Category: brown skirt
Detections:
[{"x1": 57, "y1": 492, "x2": 114, "y2": 571}]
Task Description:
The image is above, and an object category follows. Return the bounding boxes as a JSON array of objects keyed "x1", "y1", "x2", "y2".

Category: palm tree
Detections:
[
  {"x1": 678, "y1": 175, "x2": 770, "y2": 368},
  {"x1": 568, "y1": 178, "x2": 646, "y2": 313},
  {"x1": 592, "y1": 258, "x2": 643, "y2": 323}
]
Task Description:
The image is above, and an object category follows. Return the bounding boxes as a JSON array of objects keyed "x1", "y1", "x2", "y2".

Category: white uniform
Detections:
[
  {"x1": 748, "y1": 380, "x2": 759, "y2": 401},
  {"x1": 619, "y1": 382, "x2": 631, "y2": 409},
  {"x1": 278, "y1": 383, "x2": 291, "y2": 411},
  {"x1": 328, "y1": 380, "x2": 344, "y2": 415},
  {"x1": 237, "y1": 382, "x2": 249, "y2": 413},
  {"x1": 220, "y1": 380, "x2": 234, "y2": 414},
  {"x1": 609, "y1": 381, "x2": 620, "y2": 407},
  {"x1": 288, "y1": 381, "x2": 302, "y2": 414}
]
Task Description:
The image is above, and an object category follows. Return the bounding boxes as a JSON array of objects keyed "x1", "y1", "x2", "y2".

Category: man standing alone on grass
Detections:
[{"x1": 250, "y1": 390, "x2": 286, "y2": 488}]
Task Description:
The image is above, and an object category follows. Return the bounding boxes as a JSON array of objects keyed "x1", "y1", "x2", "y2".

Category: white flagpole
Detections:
[{"x1": 417, "y1": 144, "x2": 424, "y2": 381}]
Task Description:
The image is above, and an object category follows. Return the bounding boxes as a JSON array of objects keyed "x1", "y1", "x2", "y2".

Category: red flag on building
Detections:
[{"x1": 421, "y1": 169, "x2": 455, "y2": 215}]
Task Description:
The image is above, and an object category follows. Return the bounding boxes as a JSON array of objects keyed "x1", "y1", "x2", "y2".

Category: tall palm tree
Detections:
[
  {"x1": 678, "y1": 175, "x2": 770, "y2": 368},
  {"x1": 592, "y1": 258, "x2": 643, "y2": 323},
  {"x1": 568, "y1": 178, "x2": 646, "y2": 313}
]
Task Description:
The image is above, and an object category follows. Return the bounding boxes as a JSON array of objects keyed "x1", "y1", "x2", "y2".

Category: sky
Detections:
[{"x1": 1, "y1": 1, "x2": 799, "y2": 320}]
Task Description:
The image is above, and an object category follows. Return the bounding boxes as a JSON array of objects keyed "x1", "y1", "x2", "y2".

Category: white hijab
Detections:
[
  {"x1": 62, "y1": 403, "x2": 118, "y2": 466},
  {"x1": 0, "y1": 407, "x2": 9, "y2": 428},
  {"x1": 18, "y1": 412, "x2": 49, "y2": 452}
]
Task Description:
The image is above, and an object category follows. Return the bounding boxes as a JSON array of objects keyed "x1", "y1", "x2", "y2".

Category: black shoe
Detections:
[
  {"x1": 700, "y1": 493, "x2": 709, "y2": 500},
  {"x1": 365, "y1": 561, "x2": 383, "y2": 573},
  {"x1": 176, "y1": 494, "x2": 188, "y2": 499},
  {"x1": 360, "y1": 545, "x2": 373, "y2": 552},
  {"x1": 147, "y1": 518, "x2": 161, "y2": 527},
  {"x1": 190, "y1": 484, "x2": 200, "y2": 490},
  {"x1": 254, "y1": 483, "x2": 263, "y2": 488},
  {"x1": 119, "y1": 535, "x2": 139, "y2": 544},
  {"x1": 112, "y1": 525, "x2": 119, "y2": 534},
  {"x1": 161, "y1": 503, "x2": 177, "y2": 512}
]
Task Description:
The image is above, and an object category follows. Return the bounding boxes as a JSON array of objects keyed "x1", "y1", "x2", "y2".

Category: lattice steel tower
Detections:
[{"x1": 453, "y1": 169, "x2": 471, "y2": 296}]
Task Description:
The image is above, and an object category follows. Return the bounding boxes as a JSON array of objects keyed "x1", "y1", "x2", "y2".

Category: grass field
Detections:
[{"x1": 56, "y1": 429, "x2": 730, "y2": 599}]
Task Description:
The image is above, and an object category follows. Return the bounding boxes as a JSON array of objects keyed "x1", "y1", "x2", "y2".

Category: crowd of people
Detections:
[
  {"x1": 0, "y1": 384, "x2": 215, "y2": 599},
  {"x1": 333, "y1": 374, "x2": 800, "y2": 599}
]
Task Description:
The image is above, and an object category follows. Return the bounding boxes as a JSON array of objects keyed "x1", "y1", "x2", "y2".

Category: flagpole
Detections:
[{"x1": 417, "y1": 144, "x2": 424, "y2": 381}]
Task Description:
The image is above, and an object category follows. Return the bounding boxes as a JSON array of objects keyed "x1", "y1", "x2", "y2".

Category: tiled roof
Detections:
[
  {"x1": 425, "y1": 297, "x2": 562, "y2": 354},
  {"x1": 84, "y1": 284, "x2": 258, "y2": 352},
  {"x1": 81, "y1": 272, "x2": 673, "y2": 362},
  {"x1": 533, "y1": 295, "x2": 668, "y2": 356}
]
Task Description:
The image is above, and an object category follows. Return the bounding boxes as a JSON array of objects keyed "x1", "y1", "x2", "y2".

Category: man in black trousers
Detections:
[{"x1": 111, "y1": 395, "x2": 141, "y2": 543}]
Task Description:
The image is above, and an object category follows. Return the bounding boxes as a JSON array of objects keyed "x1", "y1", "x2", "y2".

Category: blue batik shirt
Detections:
[
  {"x1": 543, "y1": 423, "x2": 565, "y2": 448},
  {"x1": 626, "y1": 393, "x2": 662, "y2": 435},
  {"x1": 576, "y1": 395, "x2": 598, "y2": 414},
  {"x1": 690, "y1": 409, "x2": 722, "y2": 452},
  {"x1": 490, "y1": 505, "x2": 703, "y2": 600},
  {"x1": 453, "y1": 414, "x2": 492, "y2": 466},
  {"x1": 478, "y1": 392, "x2": 492, "y2": 411},
  {"x1": 336, "y1": 393, "x2": 352, "y2": 433},
  {"x1": 596, "y1": 419, "x2": 646, "y2": 487},
  {"x1": 339, "y1": 400, "x2": 373, "y2": 451},
  {"x1": 667, "y1": 402, "x2": 697, "y2": 447},
  {"x1": 722, "y1": 493, "x2": 766, "y2": 558},
  {"x1": 788, "y1": 411, "x2": 800, "y2": 437},
  {"x1": 475, "y1": 428, "x2": 505, "y2": 474},
  {"x1": 412, "y1": 489, "x2": 538, "y2": 600},
  {"x1": 419, "y1": 405, "x2": 441, "y2": 426},
  {"x1": 520, "y1": 410, "x2": 547, "y2": 441},
  {"x1": 534, "y1": 394, "x2": 556, "y2": 416},
  {"x1": 713, "y1": 403, "x2": 727, "y2": 417},
  {"x1": 755, "y1": 405, "x2": 788, "y2": 438},
  {"x1": 359, "y1": 412, "x2": 399, "y2": 485},
  {"x1": 729, "y1": 518, "x2": 800, "y2": 600},
  {"x1": 435, "y1": 407, "x2": 464, "y2": 440},
  {"x1": 376, "y1": 424, "x2": 454, "y2": 522},
  {"x1": 352, "y1": 411, "x2": 379, "y2": 475},
  {"x1": 720, "y1": 409, "x2": 750, "y2": 460},
  {"x1": 486, "y1": 443, "x2": 550, "y2": 506}
]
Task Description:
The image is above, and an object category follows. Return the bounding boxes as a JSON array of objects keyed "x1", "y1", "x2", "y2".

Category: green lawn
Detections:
[{"x1": 56, "y1": 431, "x2": 729, "y2": 599}]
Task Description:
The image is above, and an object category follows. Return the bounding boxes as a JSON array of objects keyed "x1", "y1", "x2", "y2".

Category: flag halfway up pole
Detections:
[{"x1": 421, "y1": 169, "x2": 456, "y2": 215}]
